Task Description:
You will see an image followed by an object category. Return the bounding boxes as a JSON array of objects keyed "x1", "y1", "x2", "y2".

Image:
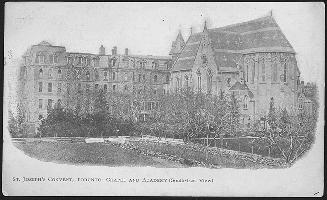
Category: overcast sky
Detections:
[{"x1": 4, "y1": 2, "x2": 325, "y2": 82}]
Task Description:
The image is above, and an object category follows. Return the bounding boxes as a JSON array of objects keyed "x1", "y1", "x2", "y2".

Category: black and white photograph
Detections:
[{"x1": 3, "y1": 2, "x2": 324, "y2": 196}]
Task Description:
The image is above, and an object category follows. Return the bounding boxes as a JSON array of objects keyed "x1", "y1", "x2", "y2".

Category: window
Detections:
[
  {"x1": 58, "y1": 69, "x2": 62, "y2": 78},
  {"x1": 57, "y1": 99, "x2": 62, "y2": 108},
  {"x1": 166, "y1": 75, "x2": 169, "y2": 83},
  {"x1": 78, "y1": 83, "x2": 82, "y2": 92},
  {"x1": 95, "y1": 69, "x2": 99, "y2": 80},
  {"x1": 153, "y1": 89, "x2": 157, "y2": 95},
  {"x1": 138, "y1": 74, "x2": 141, "y2": 82},
  {"x1": 202, "y1": 55, "x2": 207, "y2": 64},
  {"x1": 38, "y1": 82, "x2": 43, "y2": 92},
  {"x1": 36, "y1": 53, "x2": 45, "y2": 64},
  {"x1": 104, "y1": 71, "x2": 108, "y2": 80},
  {"x1": 38, "y1": 114, "x2": 43, "y2": 120},
  {"x1": 197, "y1": 70, "x2": 201, "y2": 92},
  {"x1": 48, "y1": 99, "x2": 53, "y2": 108},
  {"x1": 124, "y1": 85, "x2": 128, "y2": 91},
  {"x1": 48, "y1": 83, "x2": 52, "y2": 92},
  {"x1": 283, "y1": 63, "x2": 287, "y2": 82},
  {"x1": 78, "y1": 57, "x2": 82, "y2": 65},
  {"x1": 251, "y1": 64, "x2": 255, "y2": 84},
  {"x1": 49, "y1": 55, "x2": 54, "y2": 64},
  {"x1": 77, "y1": 70, "x2": 81, "y2": 79},
  {"x1": 54, "y1": 54, "x2": 58, "y2": 63},
  {"x1": 261, "y1": 60, "x2": 265, "y2": 82},
  {"x1": 39, "y1": 68, "x2": 43, "y2": 77},
  {"x1": 58, "y1": 83, "x2": 62, "y2": 93},
  {"x1": 86, "y1": 71, "x2": 90, "y2": 80},
  {"x1": 112, "y1": 72, "x2": 116, "y2": 80},
  {"x1": 132, "y1": 72, "x2": 135, "y2": 81},
  {"x1": 243, "y1": 95, "x2": 248, "y2": 109},
  {"x1": 272, "y1": 62, "x2": 277, "y2": 82},
  {"x1": 48, "y1": 68, "x2": 53, "y2": 78},
  {"x1": 246, "y1": 65, "x2": 249, "y2": 82},
  {"x1": 104, "y1": 84, "x2": 107, "y2": 92},
  {"x1": 185, "y1": 75, "x2": 189, "y2": 88},
  {"x1": 124, "y1": 72, "x2": 128, "y2": 81},
  {"x1": 39, "y1": 99, "x2": 43, "y2": 109},
  {"x1": 143, "y1": 74, "x2": 146, "y2": 82},
  {"x1": 227, "y1": 78, "x2": 231, "y2": 87},
  {"x1": 207, "y1": 69, "x2": 212, "y2": 94},
  {"x1": 95, "y1": 84, "x2": 99, "y2": 90},
  {"x1": 113, "y1": 85, "x2": 116, "y2": 91},
  {"x1": 154, "y1": 75, "x2": 157, "y2": 82},
  {"x1": 86, "y1": 58, "x2": 90, "y2": 66},
  {"x1": 86, "y1": 84, "x2": 90, "y2": 93}
]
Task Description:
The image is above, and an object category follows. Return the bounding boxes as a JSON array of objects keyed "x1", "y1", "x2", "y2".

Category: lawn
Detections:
[{"x1": 13, "y1": 140, "x2": 185, "y2": 168}]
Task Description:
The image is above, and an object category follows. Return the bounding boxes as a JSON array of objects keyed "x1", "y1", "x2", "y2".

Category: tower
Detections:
[{"x1": 169, "y1": 30, "x2": 185, "y2": 62}]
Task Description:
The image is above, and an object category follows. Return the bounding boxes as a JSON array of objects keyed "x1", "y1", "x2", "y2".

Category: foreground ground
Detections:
[{"x1": 13, "y1": 140, "x2": 186, "y2": 168}]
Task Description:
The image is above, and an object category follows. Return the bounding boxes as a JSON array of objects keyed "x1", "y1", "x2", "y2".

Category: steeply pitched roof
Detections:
[
  {"x1": 38, "y1": 41, "x2": 52, "y2": 46},
  {"x1": 229, "y1": 81, "x2": 254, "y2": 98},
  {"x1": 169, "y1": 31, "x2": 186, "y2": 55},
  {"x1": 171, "y1": 15, "x2": 295, "y2": 73}
]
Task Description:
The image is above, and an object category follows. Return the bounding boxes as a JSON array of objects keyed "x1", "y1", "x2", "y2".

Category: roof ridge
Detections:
[{"x1": 208, "y1": 15, "x2": 274, "y2": 33}]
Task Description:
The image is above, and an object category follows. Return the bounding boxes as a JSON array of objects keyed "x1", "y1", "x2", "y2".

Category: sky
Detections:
[{"x1": 4, "y1": 2, "x2": 325, "y2": 83}]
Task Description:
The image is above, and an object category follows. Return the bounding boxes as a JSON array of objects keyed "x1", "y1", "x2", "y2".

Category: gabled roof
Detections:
[
  {"x1": 169, "y1": 30, "x2": 186, "y2": 55},
  {"x1": 229, "y1": 81, "x2": 250, "y2": 91},
  {"x1": 171, "y1": 15, "x2": 295, "y2": 73},
  {"x1": 229, "y1": 81, "x2": 254, "y2": 98}
]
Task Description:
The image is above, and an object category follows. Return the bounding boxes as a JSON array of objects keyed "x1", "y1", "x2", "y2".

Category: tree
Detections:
[{"x1": 267, "y1": 97, "x2": 277, "y2": 134}]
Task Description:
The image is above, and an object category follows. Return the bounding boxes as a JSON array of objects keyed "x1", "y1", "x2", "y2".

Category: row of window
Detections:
[
  {"x1": 38, "y1": 98, "x2": 61, "y2": 110},
  {"x1": 244, "y1": 62, "x2": 288, "y2": 83},
  {"x1": 38, "y1": 68, "x2": 62, "y2": 79},
  {"x1": 35, "y1": 54, "x2": 59, "y2": 64}
]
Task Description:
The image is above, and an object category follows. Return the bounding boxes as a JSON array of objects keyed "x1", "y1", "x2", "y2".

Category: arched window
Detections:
[
  {"x1": 272, "y1": 62, "x2": 278, "y2": 82},
  {"x1": 201, "y1": 55, "x2": 207, "y2": 64},
  {"x1": 243, "y1": 95, "x2": 249, "y2": 109},
  {"x1": 246, "y1": 64, "x2": 249, "y2": 82},
  {"x1": 58, "y1": 69, "x2": 62, "y2": 78},
  {"x1": 48, "y1": 68, "x2": 53, "y2": 78},
  {"x1": 57, "y1": 99, "x2": 62, "y2": 108},
  {"x1": 185, "y1": 75, "x2": 189, "y2": 88},
  {"x1": 49, "y1": 54, "x2": 54, "y2": 64},
  {"x1": 283, "y1": 63, "x2": 287, "y2": 82},
  {"x1": 104, "y1": 84, "x2": 107, "y2": 92},
  {"x1": 251, "y1": 62, "x2": 255, "y2": 84},
  {"x1": 86, "y1": 71, "x2": 90, "y2": 80},
  {"x1": 36, "y1": 53, "x2": 45, "y2": 64},
  {"x1": 261, "y1": 60, "x2": 265, "y2": 82},
  {"x1": 94, "y1": 69, "x2": 99, "y2": 80},
  {"x1": 39, "y1": 68, "x2": 43, "y2": 77},
  {"x1": 207, "y1": 69, "x2": 212, "y2": 94},
  {"x1": 154, "y1": 75, "x2": 158, "y2": 82},
  {"x1": 54, "y1": 54, "x2": 58, "y2": 63},
  {"x1": 197, "y1": 69, "x2": 201, "y2": 92}
]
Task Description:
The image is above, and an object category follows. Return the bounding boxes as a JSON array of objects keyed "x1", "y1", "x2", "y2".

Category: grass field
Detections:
[{"x1": 13, "y1": 141, "x2": 186, "y2": 168}]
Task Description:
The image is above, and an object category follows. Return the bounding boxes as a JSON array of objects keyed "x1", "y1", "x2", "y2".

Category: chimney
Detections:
[
  {"x1": 125, "y1": 48, "x2": 129, "y2": 55},
  {"x1": 112, "y1": 46, "x2": 117, "y2": 55},
  {"x1": 99, "y1": 45, "x2": 105, "y2": 55}
]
